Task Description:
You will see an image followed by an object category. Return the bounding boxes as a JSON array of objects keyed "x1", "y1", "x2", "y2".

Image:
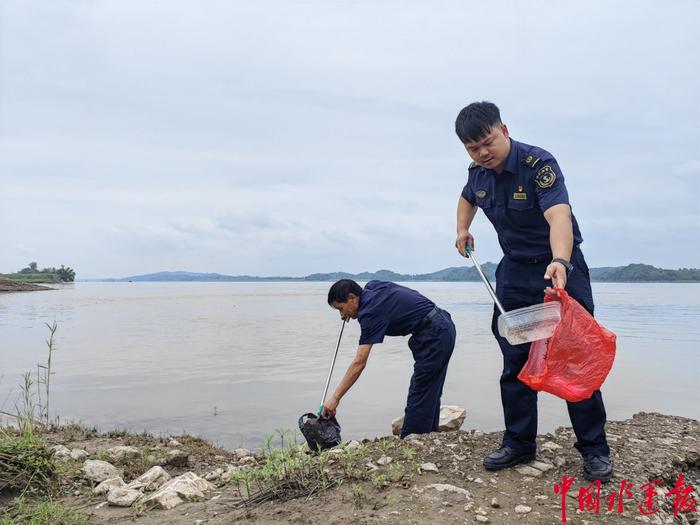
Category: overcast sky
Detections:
[{"x1": 1, "y1": 1, "x2": 698, "y2": 279}]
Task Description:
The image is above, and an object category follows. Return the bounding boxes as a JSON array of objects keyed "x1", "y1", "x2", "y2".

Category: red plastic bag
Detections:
[{"x1": 517, "y1": 290, "x2": 616, "y2": 402}]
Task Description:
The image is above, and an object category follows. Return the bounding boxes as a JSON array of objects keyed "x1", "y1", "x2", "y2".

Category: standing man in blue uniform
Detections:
[
  {"x1": 320, "y1": 279, "x2": 456, "y2": 438},
  {"x1": 453, "y1": 101, "x2": 612, "y2": 482}
]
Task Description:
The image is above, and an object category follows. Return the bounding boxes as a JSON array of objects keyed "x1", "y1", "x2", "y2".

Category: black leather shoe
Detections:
[
  {"x1": 583, "y1": 455, "x2": 613, "y2": 482},
  {"x1": 483, "y1": 446, "x2": 536, "y2": 471}
]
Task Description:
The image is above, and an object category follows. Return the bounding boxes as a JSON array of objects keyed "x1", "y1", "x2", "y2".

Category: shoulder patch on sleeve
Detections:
[
  {"x1": 522, "y1": 155, "x2": 542, "y2": 169},
  {"x1": 534, "y1": 165, "x2": 557, "y2": 189},
  {"x1": 468, "y1": 161, "x2": 479, "y2": 170}
]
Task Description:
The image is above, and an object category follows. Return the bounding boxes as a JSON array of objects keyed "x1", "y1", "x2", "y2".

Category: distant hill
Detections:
[
  {"x1": 101, "y1": 271, "x2": 297, "y2": 282},
  {"x1": 100, "y1": 263, "x2": 699, "y2": 283},
  {"x1": 305, "y1": 265, "x2": 499, "y2": 282},
  {"x1": 589, "y1": 263, "x2": 700, "y2": 282}
]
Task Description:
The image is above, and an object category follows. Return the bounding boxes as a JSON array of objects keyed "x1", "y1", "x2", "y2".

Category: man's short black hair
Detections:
[
  {"x1": 327, "y1": 279, "x2": 362, "y2": 305},
  {"x1": 455, "y1": 101, "x2": 502, "y2": 143}
]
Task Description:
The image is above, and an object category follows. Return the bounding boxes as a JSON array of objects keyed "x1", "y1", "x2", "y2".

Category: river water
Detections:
[{"x1": 1, "y1": 282, "x2": 698, "y2": 449}]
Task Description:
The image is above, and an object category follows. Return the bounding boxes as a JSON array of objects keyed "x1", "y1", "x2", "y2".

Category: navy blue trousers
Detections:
[
  {"x1": 400, "y1": 309, "x2": 456, "y2": 438},
  {"x1": 492, "y1": 247, "x2": 610, "y2": 457}
]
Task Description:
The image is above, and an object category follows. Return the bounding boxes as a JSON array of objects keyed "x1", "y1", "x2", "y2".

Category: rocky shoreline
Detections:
[
  {"x1": 3, "y1": 412, "x2": 697, "y2": 524},
  {"x1": 0, "y1": 278, "x2": 53, "y2": 293}
]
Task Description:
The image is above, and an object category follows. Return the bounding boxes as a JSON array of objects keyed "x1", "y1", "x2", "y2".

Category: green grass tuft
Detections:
[
  {"x1": 0, "y1": 497, "x2": 89, "y2": 525},
  {"x1": 0, "y1": 430, "x2": 55, "y2": 495}
]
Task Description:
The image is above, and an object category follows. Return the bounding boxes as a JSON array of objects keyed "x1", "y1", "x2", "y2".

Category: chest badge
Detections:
[
  {"x1": 513, "y1": 185, "x2": 527, "y2": 200},
  {"x1": 475, "y1": 190, "x2": 487, "y2": 198},
  {"x1": 535, "y1": 165, "x2": 557, "y2": 189}
]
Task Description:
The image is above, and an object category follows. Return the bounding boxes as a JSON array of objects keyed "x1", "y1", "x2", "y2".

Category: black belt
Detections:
[
  {"x1": 413, "y1": 306, "x2": 438, "y2": 334},
  {"x1": 507, "y1": 245, "x2": 580, "y2": 264}
]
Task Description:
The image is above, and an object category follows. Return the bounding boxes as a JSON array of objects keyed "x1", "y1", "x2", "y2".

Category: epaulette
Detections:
[
  {"x1": 468, "y1": 161, "x2": 479, "y2": 170},
  {"x1": 522, "y1": 155, "x2": 542, "y2": 169}
]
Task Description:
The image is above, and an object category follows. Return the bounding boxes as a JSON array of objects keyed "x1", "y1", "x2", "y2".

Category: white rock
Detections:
[
  {"x1": 425, "y1": 483, "x2": 471, "y2": 499},
  {"x1": 126, "y1": 466, "x2": 171, "y2": 491},
  {"x1": 143, "y1": 489, "x2": 181, "y2": 510},
  {"x1": 515, "y1": 504, "x2": 532, "y2": 514},
  {"x1": 438, "y1": 405, "x2": 467, "y2": 431},
  {"x1": 222, "y1": 464, "x2": 240, "y2": 480},
  {"x1": 377, "y1": 455, "x2": 392, "y2": 466},
  {"x1": 106, "y1": 446, "x2": 141, "y2": 462},
  {"x1": 50, "y1": 445, "x2": 71, "y2": 458},
  {"x1": 233, "y1": 448, "x2": 252, "y2": 459},
  {"x1": 541, "y1": 441, "x2": 563, "y2": 452},
  {"x1": 107, "y1": 487, "x2": 142, "y2": 507},
  {"x1": 93, "y1": 477, "x2": 125, "y2": 495},
  {"x1": 137, "y1": 472, "x2": 216, "y2": 510},
  {"x1": 165, "y1": 449, "x2": 189, "y2": 467},
  {"x1": 167, "y1": 439, "x2": 182, "y2": 447},
  {"x1": 490, "y1": 497, "x2": 499, "y2": 508},
  {"x1": 516, "y1": 465, "x2": 543, "y2": 478},
  {"x1": 531, "y1": 460, "x2": 555, "y2": 472},
  {"x1": 476, "y1": 516, "x2": 489, "y2": 523},
  {"x1": 392, "y1": 405, "x2": 467, "y2": 435},
  {"x1": 420, "y1": 462, "x2": 439, "y2": 473},
  {"x1": 82, "y1": 460, "x2": 121, "y2": 483},
  {"x1": 204, "y1": 468, "x2": 225, "y2": 481},
  {"x1": 70, "y1": 448, "x2": 89, "y2": 461},
  {"x1": 345, "y1": 440, "x2": 360, "y2": 450},
  {"x1": 554, "y1": 456, "x2": 567, "y2": 468}
]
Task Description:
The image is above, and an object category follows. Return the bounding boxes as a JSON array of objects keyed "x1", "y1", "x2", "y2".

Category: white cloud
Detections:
[{"x1": 1, "y1": 0, "x2": 698, "y2": 277}]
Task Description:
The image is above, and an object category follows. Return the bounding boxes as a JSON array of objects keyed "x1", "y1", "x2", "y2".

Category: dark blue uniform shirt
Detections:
[
  {"x1": 461, "y1": 139, "x2": 583, "y2": 260},
  {"x1": 358, "y1": 281, "x2": 435, "y2": 345}
]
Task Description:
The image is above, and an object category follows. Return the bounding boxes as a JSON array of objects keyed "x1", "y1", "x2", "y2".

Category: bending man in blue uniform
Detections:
[
  {"x1": 454, "y1": 101, "x2": 612, "y2": 482},
  {"x1": 320, "y1": 279, "x2": 456, "y2": 438}
]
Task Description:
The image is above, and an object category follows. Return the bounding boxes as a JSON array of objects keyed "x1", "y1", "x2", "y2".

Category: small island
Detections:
[{"x1": 0, "y1": 262, "x2": 75, "y2": 293}]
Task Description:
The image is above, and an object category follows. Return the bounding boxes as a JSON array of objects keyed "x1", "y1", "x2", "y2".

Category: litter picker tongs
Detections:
[{"x1": 317, "y1": 319, "x2": 347, "y2": 415}]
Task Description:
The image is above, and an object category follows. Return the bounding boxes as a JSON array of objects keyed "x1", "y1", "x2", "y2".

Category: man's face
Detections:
[
  {"x1": 463, "y1": 124, "x2": 511, "y2": 172},
  {"x1": 331, "y1": 293, "x2": 359, "y2": 321}
]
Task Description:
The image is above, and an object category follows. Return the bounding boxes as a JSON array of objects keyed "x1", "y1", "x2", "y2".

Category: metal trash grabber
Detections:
[
  {"x1": 317, "y1": 319, "x2": 348, "y2": 416},
  {"x1": 465, "y1": 246, "x2": 561, "y2": 345}
]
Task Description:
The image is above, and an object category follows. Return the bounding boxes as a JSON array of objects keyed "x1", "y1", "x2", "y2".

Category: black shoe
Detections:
[
  {"x1": 483, "y1": 446, "x2": 536, "y2": 471},
  {"x1": 583, "y1": 455, "x2": 613, "y2": 482}
]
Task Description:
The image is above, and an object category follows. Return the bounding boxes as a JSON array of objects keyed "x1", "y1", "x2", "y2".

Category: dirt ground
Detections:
[{"x1": 4, "y1": 412, "x2": 699, "y2": 524}]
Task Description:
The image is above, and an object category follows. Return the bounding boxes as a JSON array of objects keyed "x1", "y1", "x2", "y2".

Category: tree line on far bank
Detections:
[
  {"x1": 1, "y1": 262, "x2": 76, "y2": 283},
  {"x1": 305, "y1": 263, "x2": 700, "y2": 283}
]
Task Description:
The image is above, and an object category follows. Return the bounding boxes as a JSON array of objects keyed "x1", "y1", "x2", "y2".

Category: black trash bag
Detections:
[{"x1": 298, "y1": 413, "x2": 342, "y2": 452}]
